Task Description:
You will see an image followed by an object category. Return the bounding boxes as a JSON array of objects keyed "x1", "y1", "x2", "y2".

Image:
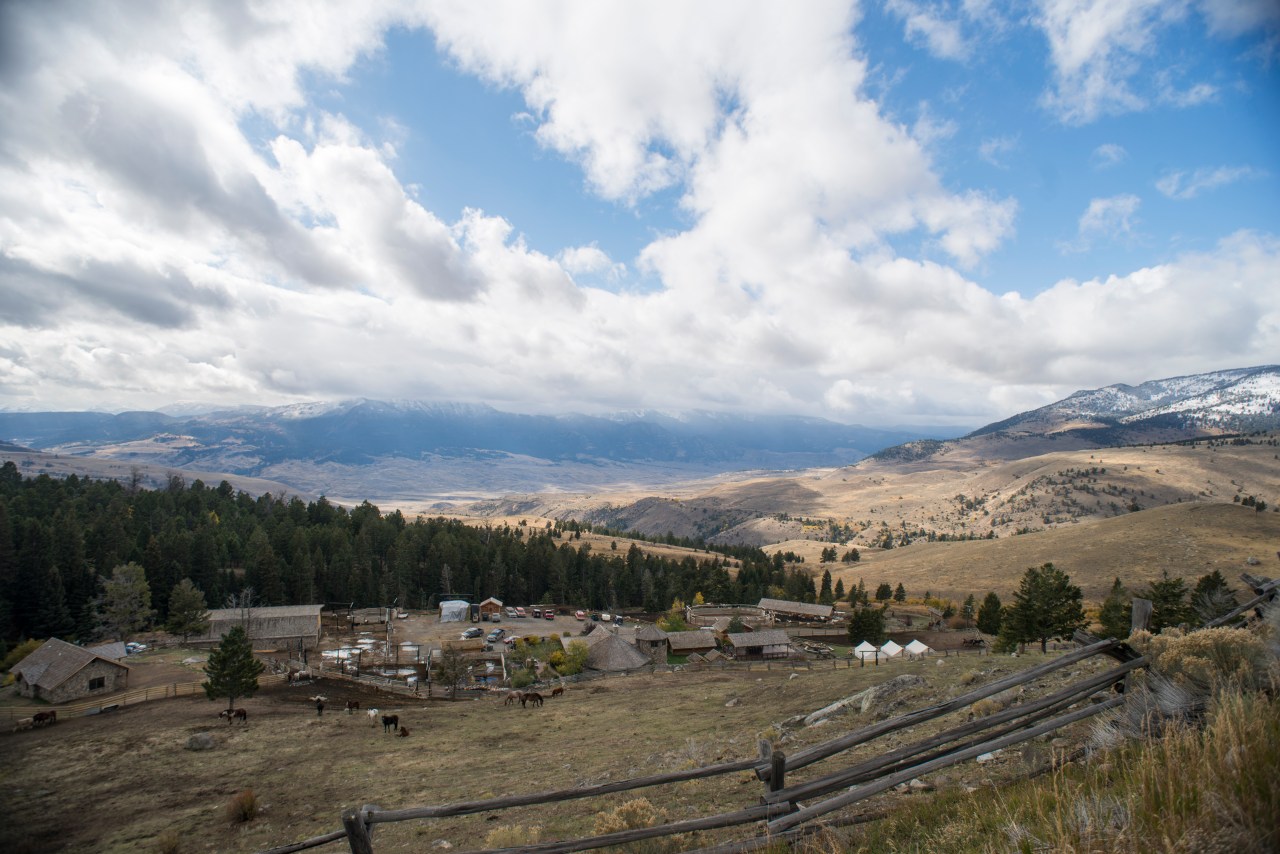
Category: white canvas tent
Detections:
[
  {"x1": 439, "y1": 600, "x2": 469, "y2": 622},
  {"x1": 904, "y1": 639, "x2": 932, "y2": 658},
  {"x1": 854, "y1": 640, "x2": 878, "y2": 661},
  {"x1": 879, "y1": 640, "x2": 903, "y2": 658}
]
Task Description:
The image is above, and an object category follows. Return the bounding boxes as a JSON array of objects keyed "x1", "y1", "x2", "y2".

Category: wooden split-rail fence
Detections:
[
  {"x1": 261, "y1": 571, "x2": 1278, "y2": 854},
  {"x1": 261, "y1": 636, "x2": 1142, "y2": 854}
]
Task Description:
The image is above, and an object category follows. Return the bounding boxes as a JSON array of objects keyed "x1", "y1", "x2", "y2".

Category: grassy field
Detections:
[{"x1": 1, "y1": 649, "x2": 1117, "y2": 854}]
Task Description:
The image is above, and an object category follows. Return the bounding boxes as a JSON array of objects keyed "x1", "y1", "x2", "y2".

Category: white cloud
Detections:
[
  {"x1": 979, "y1": 135, "x2": 1019, "y2": 168},
  {"x1": 1091, "y1": 143, "x2": 1128, "y2": 168},
  {"x1": 1060, "y1": 193, "x2": 1141, "y2": 251},
  {"x1": 1156, "y1": 165, "x2": 1266, "y2": 199},
  {"x1": 885, "y1": 0, "x2": 973, "y2": 61}
]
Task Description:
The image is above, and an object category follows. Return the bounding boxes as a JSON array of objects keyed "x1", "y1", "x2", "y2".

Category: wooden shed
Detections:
[
  {"x1": 665, "y1": 630, "x2": 718, "y2": 658},
  {"x1": 726, "y1": 629, "x2": 794, "y2": 660},
  {"x1": 757, "y1": 598, "x2": 836, "y2": 623},
  {"x1": 634, "y1": 623, "x2": 668, "y2": 664},
  {"x1": 190, "y1": 604, "x2": 323, "y2": 651},
  {"x1": 478, "y1": 597, "x2": 504, "y2": 620},
  {"x1": 10, "y1": 638, "x2": 130, "y2": 704}
]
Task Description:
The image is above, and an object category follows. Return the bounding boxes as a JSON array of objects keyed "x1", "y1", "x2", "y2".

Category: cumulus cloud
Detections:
[
  {"x1": 1060, "y1": 194, "x2": 1141, "y2": 252},
  {"x1": 885, "y1": 0, "x2": 974, "y2": 61},
  {"x1": 1091, "y1": 143, "x2": 1128, "y2": 168},
  {"x1": 1156, "y1": 165, "x2": 1266, "y2": 199}
]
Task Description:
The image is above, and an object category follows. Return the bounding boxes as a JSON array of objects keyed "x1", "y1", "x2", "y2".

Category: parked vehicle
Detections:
[
  {"x1": 490, "y1": 613, "x2": 501, "y2": 622},
  {"x1": 575, "y1": 610, "x2": 586, "y2": 620},
  {"x1": 545, "y1": 610, "x2": 555, "y2": 620},
  {"x1": 486, "y1": 628, "x2": 505, "y2": 642},
  {"x1": 504, "y1": 607, "x2": 518, "y2": 618},
  {"x1": 532, "y1": 607, "x2": 543, "y2": 618},
  {"x1": 461, "y1": 627, "x2": 483, "y2": 639},
  {"x1": 515, "y1": 607, "x2": 527, "y2": 618},
  {"x1": 125, "y1": 642, "x2": 147, "y2": 654}
]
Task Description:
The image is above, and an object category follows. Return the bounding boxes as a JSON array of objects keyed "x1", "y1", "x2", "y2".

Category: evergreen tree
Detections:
[
  {"x1": 166, "y1": 578, "x2": 211, "y2": 642},
  {"x1": 1002, "y1": 564, "x2": 1086, "y2": 653},
  {"x1": 1097, "y1": 577, "x2": 1132, "y2": 639},
  {"x1": 976, "y1": 592, "x2": 1003, "y2": 635},
  {"x1": 874, "y1": 582, "x2": 893, "y2": 602},
  {"x1": 818, "y1": 569, "x2": 834, "y2": 604},
  {"x1": 841, "y1": 548, "x2": 860, "y2": 563},
  {"x1": 1142, "y1": 570, "x2": 1195, "y2": 632},
  {"x1": 202, "y1": 625, "x2": 264, "y2": 713},
  {"x1": 33, "y1": 564, "x2": 75, "y2": 638},
  {"x1": 893, "y1": 582, "x2": 906, "y2": 602},
  {"x1": 1190, "y1": 570, "x2": 1238, "y2": 624},
  {"x1": 960, "y1": 593, "x2": 976, "y2": 625},
  {"x1": 847, "y1": 605, "x2": 887, "y2": 646},
  {"x1": 97, "y1": 562, "x2": 154, "y2": 641},
  {"x1": 833, "y1": 578, "x2": 845, "y2": 600}
]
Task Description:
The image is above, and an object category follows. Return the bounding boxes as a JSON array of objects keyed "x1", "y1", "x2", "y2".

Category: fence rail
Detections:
[{"x1": 2, "y1": 673, "x2": 289, "y2": 721}]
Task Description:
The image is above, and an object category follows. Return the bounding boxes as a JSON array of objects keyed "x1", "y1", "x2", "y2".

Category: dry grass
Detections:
[{"x1": 224, "y1": 789, "x2": 259, "y2": 824}]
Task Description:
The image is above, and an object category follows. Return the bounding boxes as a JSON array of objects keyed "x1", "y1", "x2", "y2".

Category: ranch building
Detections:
[
  {"x1": 189, "y1": 604, "x2": 323, "y2": 652},
  {"x1": 10, "y1": 638, "x2": 131, "y2": 704},
  {"x1": 726, "y1": 629, "x2": 795, "y2": 660},
  {"x1": 685, "y1": 603, "x2": 768, "y2": 630},
  {"x1": 664, "y1": 630, "x2": 718, "y2": 658},
  {"x1": 757, "y1": 598, "x2": 836, "y2": 623},
  {"x1": 634, "y1": 623, "x2": 668, "y2": 664},
  {"x1": 478, "y1": 597, "x2": 504, "y2": 620}
]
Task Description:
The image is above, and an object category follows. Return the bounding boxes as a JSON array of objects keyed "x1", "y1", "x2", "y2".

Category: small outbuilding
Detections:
[
  {"x1": 665, "y1": 630, "x2": 718, "y2": 658},
  {"x1": 478, "y1": 597, "x2": 504, "y2": 620},
  {"x1": 726, "y1": 629, "x2": 794, "y2": 659},
  {"x1": 585, "y1": 634, "x2": 651, "y2": 672},
  {"x1": 757, "y1": 598, "x2": 836, "y2": 623},
  {"x1": 10, "y1": 638, "x2": 131, "y2": 704},
  {"x1": 634, "y1": 623, "x2": 669, "y2": 664}
]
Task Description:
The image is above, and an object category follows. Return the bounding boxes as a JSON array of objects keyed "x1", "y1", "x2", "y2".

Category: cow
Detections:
[
  {"x1": 32, "y1": 711, "x2": 57, "y2": 727},
  {"x1": 219, "y1": 708, "x2": 248, "y2": 724},
  {"x1": 381, "y1": 714, "x2": 400, "y2": 733}
]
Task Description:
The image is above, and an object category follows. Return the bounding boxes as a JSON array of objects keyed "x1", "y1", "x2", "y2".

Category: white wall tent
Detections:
[
  {"x1": 439, "y1": 600, "x2": 469, "y2": 622},
  {"x1": 854, "y1": 640, "x2": 878, "y2": 661},
  {"x1": 904, "y1": 639, "x2": 933, "y2": 658},
  {"x1": 879, "y1": 640, "x2": 903, "y2": 658}
]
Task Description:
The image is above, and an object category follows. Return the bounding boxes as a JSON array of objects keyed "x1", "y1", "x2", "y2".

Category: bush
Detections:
[
  {"x1": 970, "y1": 698, "x2": 1003, "y2": 717},
  {"x1": 593, "y1": 798, "x2": 688, "y2": 853},
  {"x1": 548, "y1": 650, "x2": 566, "y2": 669},
  {"x1": 511, "y1": 669, "x2": 534, "y2": 689},
  {"x1": 154, "y1": 830, "x2": 182, "y2": 854},
  {"x1": 1132, "y1": 626, "x2": 1273, "y2": 695},
  {"x1": 485, "y1": 824, "x2": 542, "y2": 847},
  {"x1": 225, "y1": 789, "x2": 258, "y2": 823}
]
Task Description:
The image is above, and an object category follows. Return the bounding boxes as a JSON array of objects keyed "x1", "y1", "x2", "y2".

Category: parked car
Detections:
[
  {"x1": 545, "y1": 610, "x2": 555, "y2": 620},
  {"x1": 515, "y1": 607, "x2": 527, "y2": 618},
  {"x1": 505, "y1": 607, "x2": 518, "y2": 618},
  {"x1": 125, "y1": 642, "x2": 147, "y2": 654},
  {"x1": 461, "y1": 627, "x2": 483, "y2": 639},
  {"x1": 532, "y1": 607, "x2": 543, "y2": 618},
  {"x1": 486, "y1": 628, "x2": 506, "y2": 642},
  {"x1": 600, "y1": 613, "x2": 612, "y2": 622},
  {"x1": 575, "y1": 610, "x2": 586, "y2": 620},
  {"x1": 490, "y1": 613, "x2": 501, "y2": 622}
]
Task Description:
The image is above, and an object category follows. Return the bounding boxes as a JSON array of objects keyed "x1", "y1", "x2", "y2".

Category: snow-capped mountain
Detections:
[{"x1": 970, "y1": 365, "x2": 1280, "y2": 439}]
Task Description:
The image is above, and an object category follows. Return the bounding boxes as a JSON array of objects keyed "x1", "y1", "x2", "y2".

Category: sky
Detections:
[{"x1": 1, "y1": 1, "x2": 1278, "y2": 429}]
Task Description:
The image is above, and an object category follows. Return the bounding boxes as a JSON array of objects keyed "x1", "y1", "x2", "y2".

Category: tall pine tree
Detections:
[{"x1": 202, "y1": 625, "x2": 264, "y2": 713}]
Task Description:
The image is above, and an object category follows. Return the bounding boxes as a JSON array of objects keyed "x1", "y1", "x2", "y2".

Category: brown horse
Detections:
[
  {"x1": 219, "y1": 708, "x2": 247, "y2": 724},
  {"x1": 520, "y1": 692, "x2": 543, "y2": 708},
  {"x1": 503, "y1": 689, "x2": 523, "y2": 706},
  {"x1": 550, "y1": 686, "x2": 564, "y2": 698},
  {"x1": 32, "y1": 711, "x2": 57, "y2": 727},
  {"x1": 381, "y1": 713, "x2": 400, "y2": 733},
  {"x1": 345, "y1": 700, "x2": 360, "y2": 713}
]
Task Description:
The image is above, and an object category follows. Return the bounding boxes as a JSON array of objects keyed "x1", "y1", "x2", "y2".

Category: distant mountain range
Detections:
[
  {"x1": 872, "y1": 364, "x2": 1280, "y2": 466},
  {"x1": 0, "y1": 401, "x2": 956, "y2": 499}
]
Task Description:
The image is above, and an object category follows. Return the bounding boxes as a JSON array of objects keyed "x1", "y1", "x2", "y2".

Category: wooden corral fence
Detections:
[
  {"x1": 2, "y1": 673, "x2": 290, "y2": 722},
  {"x1": 260, "y1": 637, "x2": 1141, "y2": 854}
]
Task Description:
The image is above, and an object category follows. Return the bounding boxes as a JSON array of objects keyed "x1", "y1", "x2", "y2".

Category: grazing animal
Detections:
[
  {"x1": 550, "y1": 685, "x2": 564, "y2": 698},
  {"x1": 381, "y1": 714, "x2": 400, "y2": 733},
  {"x1": 219, "y1": 708, "x2": 248, "y2": 724},
  {"x1": 32, "y1": 711, "x2": 57, "y2": 727},
  {"x1": 520, "y1": 692, "x2": 543, "y2": 708},
  {"x1": 13, "y1": 717, "x2": 34, "y2": 732},
  {"x1": 309, "y1": 695, "x2": 327, "y2": 704},
  {"x1": 345, "y1": 700, "x2": 360, "y2": 713},
  {"x1": 503, "y1": 689, "x2": 523, "y2": 706},
  {"x1": 397, "y1": 726, "x2": 410, "y2": 737},
  {"x1": 367, "y1": 708, "x2": 380, "y2": 726}
]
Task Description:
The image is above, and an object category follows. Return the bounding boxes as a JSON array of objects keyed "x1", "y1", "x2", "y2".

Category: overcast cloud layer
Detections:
[{"x1": 1, "y1": 1, "x2": 1277, "y2": 427}]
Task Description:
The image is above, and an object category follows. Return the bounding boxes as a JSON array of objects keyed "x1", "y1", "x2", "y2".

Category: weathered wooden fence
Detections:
[
  {"x1": 261, "y1": 636, "x2": 1137, "y2": 854},
  {"x1": 2, "y1": 673, "x2": 290, "y2": 722}
]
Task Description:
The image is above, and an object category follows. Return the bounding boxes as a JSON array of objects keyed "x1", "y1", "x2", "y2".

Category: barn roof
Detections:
[
  {"x1": 479, "y1": 597, "x2": 503, "y2": 607},
  {"x1": 584, "y1": 634, "x2": 651, "y2": 672},
  {"x1": 634, "y1": 623, "x2": 668, "y2": 642},
  {"x1": 726, "y1": 629, "x2": 793, "y2": 649},
  {"x1": 87, "y1": 641, "x2": 128, "y2": 661},
  {"x1": 757, "y1": 598, "x2": 835, "y2": 619},
  {"x1": 207, "y1": 604, "x2": 323, "y2": 620},
  {"x1": 665, "y1": 630, "x2": 717, "y2": 652},
  {"x1": 11, "y1": 638, "x2": 129, "y2": 691}
]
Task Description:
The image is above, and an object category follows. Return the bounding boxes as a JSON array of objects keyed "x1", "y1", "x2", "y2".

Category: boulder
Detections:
[{"x1": 185, "y1": 732, "x2": 216, "y2": 751}]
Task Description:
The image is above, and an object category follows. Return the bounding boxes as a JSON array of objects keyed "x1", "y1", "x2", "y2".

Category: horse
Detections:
[
  {"x1": 219, "y1": 708, "x2": 247, "y2": 724},
  {"x1": 367, "y1": 708, "x2": 380, "y2": 726},
  {"x1": 381, "y1": 713, "x2": 400, "y2": 733},
  {"x1": 345, "y1": 700, "x2": 360, "y2": 713},
  {"x1": 33, "y1": 711, "x2": 57, "y2": 727},
  {"x1": 503, "y1": 689, "x2": 523, "y2": 706},
  {"x1": 12, "y1": 717, "x2": 33, "y2": 732},
  {"x1": 396, "y1": 726, "x2": 410, "y2": 737},
  {"x1": 550, "y1": 685, "x2": 565, "y2": 698},
  {"x1": 520, "y1": 692, "x2": 543, "y2": 708}
]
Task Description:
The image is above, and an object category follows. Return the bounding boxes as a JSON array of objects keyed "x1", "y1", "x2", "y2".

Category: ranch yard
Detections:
[{"x1": 0, "y1": 650, "x2": 1114, "y2": 854}]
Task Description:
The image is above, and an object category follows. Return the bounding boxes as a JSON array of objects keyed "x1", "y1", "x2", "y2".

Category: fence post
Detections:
[{"x1": 341, "y1": 804, "x2": 379, "y2": 854}]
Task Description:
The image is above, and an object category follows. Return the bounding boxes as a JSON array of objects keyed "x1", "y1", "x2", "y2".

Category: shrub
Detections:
[
  {"x1": 154, "y1": 830, "x2": 182, "y2": 854},
  {"x1": 593, "y1": 798, "x2": 688, "y2": 853},
  {"x1": 225, "y1": 789, "x2": 258, "y2": 823},
  {"x1": 958, "y1": 670, "x2": 980, "y2": 686},
  {"x1": 484, "y1": 824, "x2": 542, "y2": 847},
  {"x1": 1, "y1": 638, "x2": 43, "y2": 672},
  {"x1": 548, "y1": 650, "x2": 566, "y2": 669},
  {"x1": 511, "y1": 669, "x2": 534, "y2": 689},
  {"x1": 1132, "y1": 626, "x2": 1273, "y2": 695},
  {"x1": 970, "y1": 698, "x2": 1003, "y2": 717}
]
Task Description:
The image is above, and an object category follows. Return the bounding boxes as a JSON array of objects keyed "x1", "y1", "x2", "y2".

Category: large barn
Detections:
[
  {"x1": 10, "y1": 638, "x2": 131, "y2": 704},
  {"x1": 189, "y1": 604, "x2": 324, "y2": 651}
]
